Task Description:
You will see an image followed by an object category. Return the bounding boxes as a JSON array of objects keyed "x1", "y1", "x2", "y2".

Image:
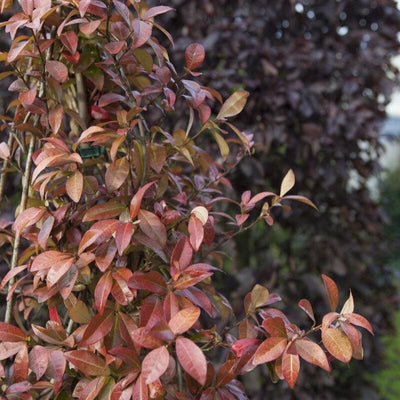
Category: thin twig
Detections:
[
  {"x1": 76, "y1": 72, "x2": 88, "y2": 127},
  {"x1": 4, "y1": 134, "x2": 35, "y2": 324}
]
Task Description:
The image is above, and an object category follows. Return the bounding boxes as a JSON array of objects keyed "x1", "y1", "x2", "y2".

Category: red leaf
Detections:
[
  {"x1": 19, "y1": 87, "x2": 36, "y2": 106},
  {"x1": 47, "y1": 350, "x2": 66, "y2": 393},
  {"x1": 235, "y1": 214, "x2": 249, "y2": 226},
  {"x1": 173, "y1": 271, "x2": 213, "y2": 290},
  {"x1": 163, "y1": 291, "x2": 179, "y2": 321},
  {"x1": 80, "y1": 309, "x2": 114, "y2": 346},
  {"x1": 141, "y1": 346, "x2": 169, "y2": 384},
  {"x1": 253, "y1": 337, "x2": 287, "y2": 365},
  {"x1": 46, "y1": 60, "x2": 68, "y2": 83},
  {"x1": 321, "y1": 328, "x2": 352, "y2": 363},
  {"x1": 112, "y1": 271, "x2": 135, "y2": 306},
  {"x1": 66, "y1": 170, "x2": 83, "y2": 202},
  {"x1": 80, "y1": 19, "x2": 103, "y2": 35},
  {"x1": 179, "y1": 286, "x2": 214, "y2": 317},
  {"x1": 105, "y1": 41, "x2": 126, "y2": 54},
  {"x1": 79, "y1": 219, "x2": 119, "y2": 254},
  {"x1": 128, "y1": 271, "x2": 167, "y2": 295},
  {"x1": 198, "y1": 103, "x2": 211, "y2": 124},
  {"x1": 138, "y1": 210, "x2": 167, "y2": 247},
  {"x1": 168, "y1": 306, "x2": 200, "y2": 335},
  {"x1": 62, "y1": 50, "x2": 80, "y2": 64},
  {"x1": 91, "y1": 105, "x2": 110, "y2": 121},
  {"x1": 94, "y1": 271, "x2": 113, "y2": 314},
  {"x1": 47, "y1": 256, "x2": 75, "y2": 287},
  {"x1": 188, "y1": 214, "x2": 204, "y2": 251},
  {"x1": 231, "y1": 338, "x2": 260, "y2": 358},
  {"x1": 49, "y1": 306, "x2": 62, "y2": 324},
  {"x1": 31, "y1": 323, "x2": 67, "y2": 346},
  {"x1": 118, "y1": 312, "x2": 138, "y2": 348},
  {"x1": 282, "y1": 349, "x2": 300, "y2": 388},
  {"x1": 109, "y1": 347, "x2": 140, "y2": 369},
  {"x1": 132, "y1": 374, "x2": 148, "y2": 400},
  {"x1": 283, "y1": 195, "x2": 318, "y2": 211},
  {"x1": 262, "y1": 317, "x2": 287, "y2": 338},
  {"x1": 29, "y1": 345, "x2": 48, "y2": 380},
  {"x1": 113, "y1": 0, "x2": 131, "y2": 25},
  {"x1": 344, "y1": 313, "x2": 374, "y2": 335},
  {"x1": 176, "y1": 337, "x2": 207, "y2": 386},
  {"x1": 132, "y1": 20, "x2": 152, "y2": 49},
  {"x1": 7, "y1": 40, "x2": 29, "y2": 62},
  {"x1": 216, "y1": 359, "x2": 236, "y2": 387},
  {"x1": 298, "y1": 299, "x2": 315, "y2": 324},
  {"x1": 170, "y1": 236, "x2": 193, "y2": 279},
  {"x1": 295, "y1": 338, "x2": 330, "y2": 371},
  {"x1": 322, "y1": 274, "x2": 339, "y2": 312},
  {"x1": 13, "y1": 344, "x2": 28, "y2": 382},
  {"x1": 6, "y1": 381, "x2": 32, "y2": 394},
  {"x1": 60, "y1": 31, "x2": 78, "y2": 54},
  {"x1": 95, "y1": 240, "x2": 117, "y2": 271},
  {"x1": 79, "y1": 0, "x2": 91, "y2": 16},
  {"x1": 130, "y1": 327, "x2": 163, "y2": 349},
  {"x1": 0, "y1": 342, "x2": 24, "y2": 360},
  {"x1": 115, "y1": 222, "x2": 134, "y2": 255},
  {"x1": 64, "y1": 350, "x2": 110, "y2": 376},
  {"x1": 12, "y1": 207, "x2": 45, "y2": 236},
  {"x1": 142, "y1": 6, "x2": 174, "y2": 20},
  {"x1": 79, "y1": 376, "x2": 106, "y2": 400},
  {"x1": 130, "y1": 181, "x2": 156, "y2": 219},
  {"x1": 340, "y1": 321, "x2": 361, "y2": 354},
  {"x1": 140, "y1": 295, "x2": 163, "y2": 328},
  {"x1": 30, "y1": 250, "x2": 68, "y2": 272},
  {"x1": 83, "y1": 200, "x2": 126, "y2": 222},
  {"x1": 0, "y1": 322, "x2": 25, "y2": 342},
  {"x1": 98, "y1": 92, "x2": 126, "y2": 107},
  {"x1": 105, "y1": 157, "x2": 129, "y2": 192},
  {"x1": 38, "y1": 215, "x2": 54, "y2": 250},
  {"x1": 163, "y1": 87, "x2": 176, "y2": 111},
  {"x1": 322, "y1": 311, "x2": 340, "y2": 330},
  {"x1": 185, "y1": 43, "x2": 205, "y2": 70}
]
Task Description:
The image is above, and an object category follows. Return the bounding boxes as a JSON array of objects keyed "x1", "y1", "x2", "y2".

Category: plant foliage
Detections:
[{"x1": 0, "y1": 1, "x2": 373, "y2": 398}]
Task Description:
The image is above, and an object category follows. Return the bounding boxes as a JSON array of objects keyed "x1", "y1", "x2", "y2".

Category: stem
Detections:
[
  {"x1": 138, "y1": 119, "x2": 148, "y2": 186},
  {"x1": 76, "y1": 72, "x2": 89, "y2": 127},
  {"x1": 66, "y1": 318, "x2": 74, "y2": 336},
  {"x1": 4, "y1": 134, "x2": 36, "y2": 324},
  {"x1": 177, "y1": 360, "x2": 183, "y2": 392}
]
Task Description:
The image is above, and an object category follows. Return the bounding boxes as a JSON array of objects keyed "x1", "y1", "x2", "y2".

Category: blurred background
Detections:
[
  {"x1": 153, "y1": 0, "x2": 400, "y2": 398},
  {"x1": 1, "y1": 0, "x2": 400, "y2": 398}
]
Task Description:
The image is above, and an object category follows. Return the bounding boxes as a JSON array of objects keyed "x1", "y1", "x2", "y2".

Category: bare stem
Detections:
[
  {"x1": 76, "y1": 72, "x2": 88, "y2": 127},
  {"x1": 4, "y1": 134, "x2": 36, "y2": 323}
]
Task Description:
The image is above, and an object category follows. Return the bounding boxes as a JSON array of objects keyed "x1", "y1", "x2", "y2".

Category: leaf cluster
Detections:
[{"x1": 0, "y1": 1, "x2": 374, "y2": 399}]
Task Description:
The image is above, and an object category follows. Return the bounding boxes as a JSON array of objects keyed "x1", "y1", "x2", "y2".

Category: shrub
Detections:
[{"x1": 0, "y1": 1, "x2": 373, "y2": 398}]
